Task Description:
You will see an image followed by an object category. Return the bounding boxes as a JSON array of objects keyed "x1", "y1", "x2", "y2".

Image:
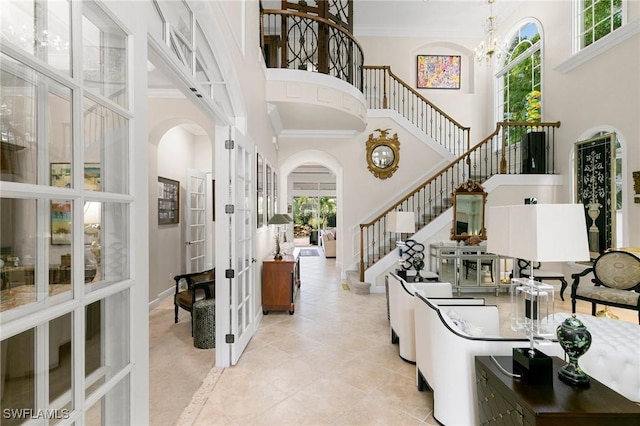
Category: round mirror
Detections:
[
  {"x1": 365, "y1": 129, "x2": 400, "y2": 180},
  {"x1": 371, "y1": 145, "x2": 395, "y2": 169}
]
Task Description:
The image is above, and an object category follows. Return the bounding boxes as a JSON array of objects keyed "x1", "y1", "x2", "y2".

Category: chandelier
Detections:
[{"x1": 473, "y1": 0, "x2": 507, "y2": 64}]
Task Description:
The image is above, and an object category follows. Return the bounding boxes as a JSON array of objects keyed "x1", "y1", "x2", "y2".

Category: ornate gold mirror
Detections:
[
  {"x1": 451, "y1": 180, "x2": 487, "y2": 242},
  {"x1": 366, "y1": 128, "x2": 400, "y2": 179}
]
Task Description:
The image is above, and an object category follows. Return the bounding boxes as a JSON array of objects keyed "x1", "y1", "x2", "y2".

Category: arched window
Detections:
[{"x1": 496, "y1": 21, "x2": 542, "y2": 132}]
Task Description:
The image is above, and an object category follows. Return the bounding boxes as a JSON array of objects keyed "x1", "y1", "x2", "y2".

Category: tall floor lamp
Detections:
[{"x1": 487, "y1": 204, "x2": 590, "y2": 383}]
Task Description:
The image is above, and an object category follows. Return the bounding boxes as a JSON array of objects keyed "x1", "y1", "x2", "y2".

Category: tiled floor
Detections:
[{"x1": 150, "y1": 251, "x2": 637, "y2": 425}]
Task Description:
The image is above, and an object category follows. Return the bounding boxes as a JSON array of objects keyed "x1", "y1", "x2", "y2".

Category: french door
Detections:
[
  {"x1": 186, "y1": 169, "x2": 207, "y2": 273},
  {"x1": 215, "y1": 127, "x2": 257, "y2": 366}
]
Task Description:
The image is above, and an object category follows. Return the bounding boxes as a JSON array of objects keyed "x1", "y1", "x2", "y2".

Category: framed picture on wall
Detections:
[
  {"x1": 266, "y1": 163, "x2": 272, "y2": 222},
  {"x1": 158, "y1": 177, "x2": 180, "y2": 224},
  {"x1": 257, "y1": 153, "x2": 264, "y2": 228},
  {"x1": 417, "y1": 55, "x2": 461, "y2": 89},
  {"x1": 51, "y1": 201, "x2": 72, "y2": 245},
  {"x1": 51, "y1": 163, "x2": 101, "y2": 190},
  {"x1": 575, "y1": 132, "x2": 616, "y2": 259}
]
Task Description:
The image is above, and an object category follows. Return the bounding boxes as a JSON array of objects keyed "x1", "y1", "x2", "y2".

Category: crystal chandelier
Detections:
[{"x1": 474, "y1": 0, "x2": 507, "y2": 64}]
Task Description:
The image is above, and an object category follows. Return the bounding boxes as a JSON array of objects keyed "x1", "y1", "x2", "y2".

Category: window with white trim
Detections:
[
  {"x1": 496, "y1": 21, "x2": 541, "y2": 144},
  {"x1": 578, "y1": 0, "x2": 623, "y2": 49}
]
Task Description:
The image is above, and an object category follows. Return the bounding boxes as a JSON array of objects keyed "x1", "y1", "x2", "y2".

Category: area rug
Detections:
[{"x1": 298, "y1": 248, "x2": 319, "y2": 257}]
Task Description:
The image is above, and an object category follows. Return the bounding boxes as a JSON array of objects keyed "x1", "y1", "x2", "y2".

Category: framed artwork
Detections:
[
  {"x1": 51, "y1": 202, "x2": 72, "y2": 245},
  {"x1": 158, "y1": 177, "x2": 180, "y2": 224},
  {"x1": 51, "y1": 163, "x2": 101, "y2": 191},
  {"x1": 417, "y1": 55, "x2": 461, "y2": 89},
  {"x1": 575, "y1": 133, "x2": 616, "y2": 259},
  {"x1": 256, "y1": 153, "x2": 264, "y2": 228},
  {"x1": 266, "y1": 163, "x2": 272, "y2": 223}
]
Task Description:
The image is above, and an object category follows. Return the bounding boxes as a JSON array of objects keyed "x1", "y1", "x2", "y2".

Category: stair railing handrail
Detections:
[
  {"x1": 358, "y1": 121, "x2": 561, "y2": 281},
  {"x1": 363, "y1": 65, "x2": 470, "y2": 154}
]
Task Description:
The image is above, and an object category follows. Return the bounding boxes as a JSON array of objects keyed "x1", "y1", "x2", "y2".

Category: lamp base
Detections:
[
  {"x1": 273, "y1": 253, "x2": 283, "y2": 260},
  {"x1": 512, "y1": 347, "x2": 552, "y2": 385}
]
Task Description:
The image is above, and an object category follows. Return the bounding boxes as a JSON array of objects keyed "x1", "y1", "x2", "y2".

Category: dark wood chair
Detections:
[
  {"x1": 173, "y1": 268, "x2": 215, "y2": 333},
  {"x1": 571, "y1": 250, "x2": 640, "y2": 323},
  {"x1": 517, "y1": 259, "x2": 569, "y2": 300}
]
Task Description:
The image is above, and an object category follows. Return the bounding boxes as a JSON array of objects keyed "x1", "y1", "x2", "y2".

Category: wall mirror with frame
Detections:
[
  {"x1": 451, "y1": 180, "x2": 487, "y2": 242},
  {"x1": 365, "y1": 128, "x2": 400, "y2": 179}
]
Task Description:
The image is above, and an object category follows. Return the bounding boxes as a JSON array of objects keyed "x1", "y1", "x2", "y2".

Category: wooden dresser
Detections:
[
  {"x1": 262, "y1": 253, "x2": 300, "y2": 315},
  {"x1": 475, "y1": 355, "x2": 640, "y2": 426}
]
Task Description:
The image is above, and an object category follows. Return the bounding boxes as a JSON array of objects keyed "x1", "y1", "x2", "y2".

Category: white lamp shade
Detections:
[
  {"x1": 387, "y1": 211, "x2": 415, "y2": 234},
  {"x1": 488, "y1": 204, "x2": 590, "y2": 262},
  {"x1": 486, "y1": 205, "x2": 511, "y2": 256}
]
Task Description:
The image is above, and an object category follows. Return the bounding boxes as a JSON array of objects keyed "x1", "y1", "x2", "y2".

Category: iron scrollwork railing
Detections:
[
  {"x1": 260, "y1": 9, "x2": 364, "y2": 90},
  {"x1": 363, "y1": 65, "x2": 470, "y2": 156},
  {"x1": 359, "y1": 121, "x2": 561, "y2": 281}
]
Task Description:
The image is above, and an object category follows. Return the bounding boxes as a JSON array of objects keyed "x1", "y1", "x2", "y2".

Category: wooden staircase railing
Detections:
[
  {"x1": 359, "y1": 121, "x2": 561, "y2": 281},
  {"x1": 363, "y1": 65, "x2": 470, "y2": 155}
]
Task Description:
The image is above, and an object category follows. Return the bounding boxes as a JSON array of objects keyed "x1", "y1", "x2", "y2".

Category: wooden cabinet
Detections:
[
  {"x1": 475, "y1": 356, "x2": 640, "y2": 426},
  {"x1": 262, "y1": 254, "x2": 300, "y2": 315}
]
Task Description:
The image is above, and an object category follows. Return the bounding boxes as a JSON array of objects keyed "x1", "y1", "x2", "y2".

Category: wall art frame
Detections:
[
  {"x1": 158, "y1": 176, "x2": 180, "y2": 225},
  {"x1": 416, "y1": 54, "x2": 461, "y2": 89},
  {"x1": 51, "y1": 162, "x2": 101, "y2": 191},
  {"x1": 575, "y1": 132, "x2": 616, "y2": 259},
  {"x1": 51, "y1": 201, "x2": 72, "y2": 245},
  {"x1": 257, "y1": 153, "x2": 264, "y2": 228}
]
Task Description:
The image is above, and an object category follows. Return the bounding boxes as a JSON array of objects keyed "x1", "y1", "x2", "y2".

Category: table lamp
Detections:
[
  {"x1": 487, "y1": 204, "x2": 590, "y2": 383},
  {"x1": 387, "y1": 210, "x2": 415, "y2": 255},
  {"x1": 268, "y1": 214, "x2": 293, "y2": 260}
]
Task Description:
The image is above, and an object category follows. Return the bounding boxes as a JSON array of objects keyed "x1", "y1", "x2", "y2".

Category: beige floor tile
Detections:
[{"x1": 149, "y1": 251, "x2": 639, "y2": 426}]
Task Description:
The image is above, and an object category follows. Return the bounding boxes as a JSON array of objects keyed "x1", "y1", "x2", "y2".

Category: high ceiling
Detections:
[
  {"x1": 353, "y1": 0, "x2": 514, "y2": 38},
  {"x1": 261, "y1": 0, "x2": 515, "y2": 39}
]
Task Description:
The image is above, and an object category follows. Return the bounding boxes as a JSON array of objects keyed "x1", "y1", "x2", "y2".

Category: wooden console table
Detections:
[
  {"x1": 262, "y1": 254, "x2": 300, "y2": 315},
  {"x1": 475, "y1": 355, "x2": 640, "y2": 425}
]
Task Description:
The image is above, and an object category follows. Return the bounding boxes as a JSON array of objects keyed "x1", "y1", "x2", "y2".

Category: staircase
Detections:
[{"x1": 359, "y1": 66, "x2": 561, "y2": 282}]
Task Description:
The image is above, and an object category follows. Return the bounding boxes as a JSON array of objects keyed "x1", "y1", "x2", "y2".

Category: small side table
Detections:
[
  {"x1": 476, "y1": 355, "x2": 640, "y2": 425},
  {"x1": 193, "y1": 299, "x2": 216, "y2": 349}
]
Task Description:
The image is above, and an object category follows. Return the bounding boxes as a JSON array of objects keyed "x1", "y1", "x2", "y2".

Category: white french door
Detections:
[
  {"x1": 186, "y1": 169, "x2": 207, "y2": 273},
  {"x1": 215, "y1": 127, "x2": 257, "y2": 366}
]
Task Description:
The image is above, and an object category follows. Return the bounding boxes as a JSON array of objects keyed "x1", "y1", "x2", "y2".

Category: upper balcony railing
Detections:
[{"x1": 260, "y1": 8, "x2": 364, "y2": 90}]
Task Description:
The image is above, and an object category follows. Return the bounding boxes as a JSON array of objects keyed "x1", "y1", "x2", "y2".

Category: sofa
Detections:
[
  {"x1": 387, "y1": 273, "x2": 452, "y2": 362},
  {"x1": 320, "y1": 229, "x2": 336, "y2": 258},
  {"x1": 413, "y1": 292, "x2": 563, "y2": 426}
]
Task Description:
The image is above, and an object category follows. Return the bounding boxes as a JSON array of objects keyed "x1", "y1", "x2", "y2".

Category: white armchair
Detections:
[
  {"x1": 413, "y1": 293, "x2": 563, "y2": 426},
  {"x1": 387, "y1": 273, "x2": 452, "y2": 362}
]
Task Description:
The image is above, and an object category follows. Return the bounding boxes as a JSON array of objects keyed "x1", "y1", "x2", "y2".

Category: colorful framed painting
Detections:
[
  {"x1": 575, "y1": 133, "x2": 616, "y2": 260},
  {"x1": 417, "y1": 55, "x2": 461, "y2": 89},
  {"x1": 50, "y1": 163, "x2": 101, "y2": 191},
  {"x1": 51, "y1": 201, "x2": 72, "y2": 245}
]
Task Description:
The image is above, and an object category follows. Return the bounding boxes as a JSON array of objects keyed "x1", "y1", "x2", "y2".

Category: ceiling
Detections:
[{"x1": 260, "y1": 0, "x2": 514, "y2": 39}]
